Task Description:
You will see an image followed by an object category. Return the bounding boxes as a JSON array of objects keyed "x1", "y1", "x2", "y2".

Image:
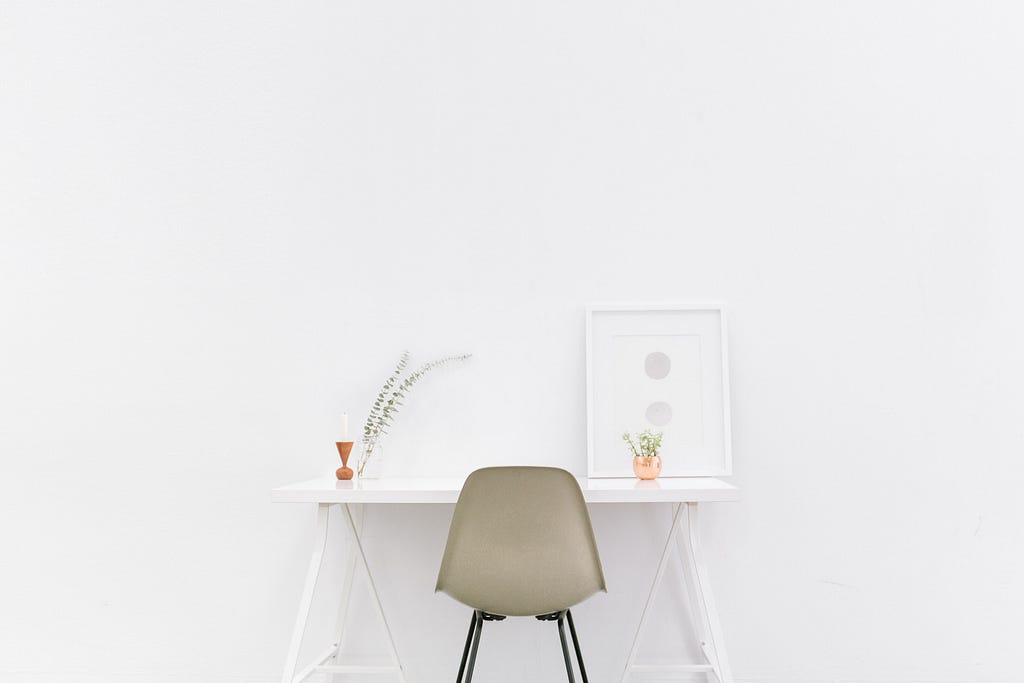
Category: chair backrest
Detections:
[{"x1": 435, "y1": 466, "x2": 606, "y2": 617}]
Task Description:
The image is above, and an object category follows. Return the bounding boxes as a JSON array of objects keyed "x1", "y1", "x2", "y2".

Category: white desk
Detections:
[{"x1": 273, "y1": 476, "x2": 739, "y2": 682}]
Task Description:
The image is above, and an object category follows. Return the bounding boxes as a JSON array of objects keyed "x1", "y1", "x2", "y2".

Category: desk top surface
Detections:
[{"x1": 272, "y1": 476, "x2": 739, "y2": 504}]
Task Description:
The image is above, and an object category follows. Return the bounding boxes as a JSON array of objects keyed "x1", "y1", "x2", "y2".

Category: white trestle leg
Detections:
[
  {"x1": 337, "y1": 503, "x2": 406, "y2": 682},
  {"x1": 328, "y1": 503, "x2": 362, "y2": 682},
  {"x1": 679, "y1": 502, "x2": 733, "y2": 683},
  {"x1": 281, "y1": 503, "x2": 405, "y2": 683},
  {"x1": 281, "y1": 504, "x2": 331, "y2": 683},
  {"x1": 620, "y1": 502, "x2": 734, "y2": 683}
]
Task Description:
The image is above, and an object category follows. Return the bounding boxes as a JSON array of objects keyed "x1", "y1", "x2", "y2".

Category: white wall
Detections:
[{"x1": 3, "y1": 1, "x2": 1023, "y2": 681}]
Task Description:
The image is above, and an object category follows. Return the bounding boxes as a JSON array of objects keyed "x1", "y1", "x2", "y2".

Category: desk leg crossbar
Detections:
[
  {"x1": 281, "y1": 503, "x2": 406, "y2": 683},
  {"x1": 621, "y1": 502, "x2": 733, "y2": 683}
]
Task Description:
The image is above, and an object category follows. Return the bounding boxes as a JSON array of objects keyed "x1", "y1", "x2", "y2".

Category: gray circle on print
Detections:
[
  {"x1": 644, "y1": 351, "x2": 671, "y2": 380},
  {"x1": 645, "y1": 401, "x2": 673, "y2": 426}
]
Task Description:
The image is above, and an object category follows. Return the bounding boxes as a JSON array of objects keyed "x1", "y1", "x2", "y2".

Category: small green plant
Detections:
[
  {"x1": 622, "y1": 429, "x2": 663, "y2": 459},
  {"x1": 358, "y1": 350, "x2": 471, "y2": 476}
]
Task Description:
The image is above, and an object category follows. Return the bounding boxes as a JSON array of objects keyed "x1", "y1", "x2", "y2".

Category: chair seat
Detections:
[{"x1": 436, "y1": 466, "x2": 606, "y2": 617}]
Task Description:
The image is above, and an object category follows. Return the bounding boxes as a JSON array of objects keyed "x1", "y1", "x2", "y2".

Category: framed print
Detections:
[{"x1": 586, "y1": 304, "x2": 732, "y2": 478}]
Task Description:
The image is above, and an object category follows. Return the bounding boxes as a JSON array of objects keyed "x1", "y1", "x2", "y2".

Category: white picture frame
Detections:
[{"x1": 586, "y1": 303, "x2": 733, "y2": 478}]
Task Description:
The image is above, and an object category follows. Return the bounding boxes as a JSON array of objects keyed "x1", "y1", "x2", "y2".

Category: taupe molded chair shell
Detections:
[{"x1": 436, "y1": 466, "x2": 606, "y2": 683}]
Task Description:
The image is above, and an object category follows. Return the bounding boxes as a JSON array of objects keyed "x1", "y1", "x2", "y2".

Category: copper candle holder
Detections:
[{"x1": 336, "y1": 441, "x2": 355, "y2": 480}]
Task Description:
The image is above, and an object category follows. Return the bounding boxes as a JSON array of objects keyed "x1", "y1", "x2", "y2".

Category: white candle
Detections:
[{"x1": 341, "y1": 412, "x2": 349, "y2": 440}]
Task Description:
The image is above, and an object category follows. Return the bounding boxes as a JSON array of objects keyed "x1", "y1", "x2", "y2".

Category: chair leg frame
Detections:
[
  {"x1": 556, "y1": 612, "x2": 576, "y2": 683},
  {"x1": 455, "y1": 611, "x2": 478, "y2": 683},
  {"x1": 463, "y1": 610, "x2": 484, "y2": 683},
  {"x1": 456, "y1": 608, "x2": 589, "y2": 682},
  {"x1": 566, "y1": 609, "x2": 589, "y2": 683}
]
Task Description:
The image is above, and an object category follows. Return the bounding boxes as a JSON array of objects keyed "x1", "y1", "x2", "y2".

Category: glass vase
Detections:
[{"x1": 357, "y1": 438, "x2": 385, "y2": 479}]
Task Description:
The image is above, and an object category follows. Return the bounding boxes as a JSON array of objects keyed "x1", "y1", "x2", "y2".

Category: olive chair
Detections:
[{"x1": 436, "y1": 466, "x2": 606, "y2": 682}]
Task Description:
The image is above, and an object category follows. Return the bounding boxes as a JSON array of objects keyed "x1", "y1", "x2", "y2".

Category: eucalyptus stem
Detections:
[{"x1": 357, "y1": 351, "x2": 471, "y2": 476}]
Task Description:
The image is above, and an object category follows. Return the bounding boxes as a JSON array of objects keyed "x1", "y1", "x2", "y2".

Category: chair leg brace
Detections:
[{"x1": 456, "y1": 608, "x2": 589, "y2": 683}]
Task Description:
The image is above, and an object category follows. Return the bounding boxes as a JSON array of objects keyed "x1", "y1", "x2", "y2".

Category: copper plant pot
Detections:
[
  {"x1": 336, "y1": 441, "x2": 355, "y2": 480},
  {"x1": 633, "y1": 455, "x2": 662, "y2": 480}
]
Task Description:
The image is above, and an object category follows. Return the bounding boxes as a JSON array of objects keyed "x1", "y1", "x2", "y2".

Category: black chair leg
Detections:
[
  {"x1": 464, "y1": 610, "x2": 484, "y2": 683},
  {"x1": 565, "y1": 609, "x2": 589, "y2": 683},
  {"x1": 456, "y1": 611, "x2": 478, "y2": 683},
  {"x1": 556, "y1": 611, "x2": 576, "y2": 683}
]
